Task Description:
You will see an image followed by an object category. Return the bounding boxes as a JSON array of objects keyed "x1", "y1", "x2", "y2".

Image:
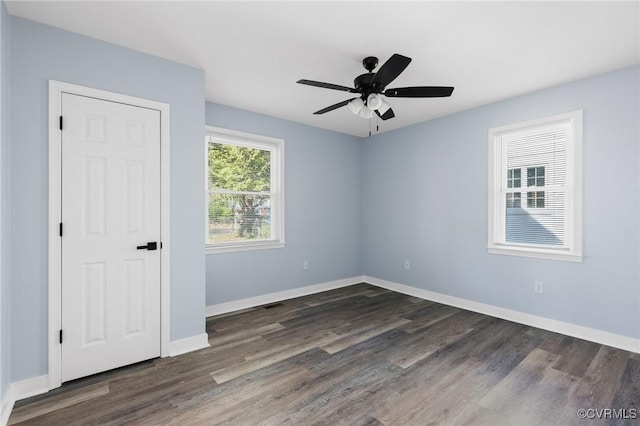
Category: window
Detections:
[
  {"x1": 527, "y1": 190, "x2": 545, "y2": 209},
  {"x1": 506, "y1": 168, "x2": 522, "y2": 208},
  {"x1": 206, "y1": 126, "x2": 284, "y2": 253},
  {"x1": 488, "y1": 111, "x2": 582, "y2": 262},
  {"x1": 507, "y1": 166, "x2": 547, "y2": 209},
  {"x1": 506, "y1": 192, "x2": 521, "y2": 208},
  {"x1": 527, "y1": 166, "x2": 545, "y2": 187},
  {"x1": 507, "y1": 168, "x2": 521, "y2": 189}
]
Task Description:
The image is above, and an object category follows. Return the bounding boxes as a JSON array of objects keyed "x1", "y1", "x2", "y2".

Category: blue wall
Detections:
[
  {"x1": 9, "y1": 17, "x2": 206, "y2": 382},
  {"x1": 205, "y1": 103, "x2": 363, "y2": 305},
  {"x1": 0, "y1": 0, "x2": 9, "y2": 407},
  {"x1": 363, "y1": 65, "x2": 640, "y2": 339}
]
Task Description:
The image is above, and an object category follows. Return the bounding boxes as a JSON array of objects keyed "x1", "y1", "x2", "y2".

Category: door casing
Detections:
[{"x1": 48, "y1": 80, "x2": 171, "y2": 389}]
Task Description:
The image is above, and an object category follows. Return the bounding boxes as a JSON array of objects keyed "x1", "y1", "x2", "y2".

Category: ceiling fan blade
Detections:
[
  {"x1": 297, "y1": 79, "x2": 358, "y2": 93},
  {"x1": 385, "y1": 86, "x2": 454, "y2": 98},
  {"x1": 371, "y1": 54, "x2": 412, "y2": 87},
  {"x1": 313, "y1": 98, "x2": 355, "y2": 115},
  {"x1": 375, "y1": 108, "x2": 395, "y2": 120}
]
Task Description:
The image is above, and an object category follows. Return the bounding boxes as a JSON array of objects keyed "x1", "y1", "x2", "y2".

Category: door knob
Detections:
[{"x1": 136, "y1": 242, "x2": 158, "y2": 251}]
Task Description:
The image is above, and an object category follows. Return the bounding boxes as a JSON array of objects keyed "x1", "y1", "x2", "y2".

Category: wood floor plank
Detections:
[
  {"x1": 570, "y1": 345, "x2": 629, "y2": 411},
  {"x1": 375, "y1": 357, "x2": 483, "y2": 425},
  {"x1": 609, "y1": 358, "x2": 640, "y2": 425},
  {"x1": 303, "y1": 285, "x2": 387, "y2": 306},
  {"x1": 552, "y1": 337, "x2": 601, "y2": 378},
  {"x1": 478, "y1": 348, "x2": 560, "y2": 409},
  {"x1": 320, "y1": 318, "x2": 411, "y2": 354},
  {"x1": 309, "y1": 328, "x2": 409, "y2": 376},
  {"x1": 387, "y1": 310, "x2": 485, "y2": 368},
  {"x1": 377, "y1": 321, "x2": 543, "y2": 424},
  {"x1": 400, "y1": 302, "x2": 460, "y2": 333},
  {"x1": 169, "y1": 348, "x2": 329, "y2": 416},
  {"x1": 210, "y1": 331, "x2": 338, "y2": 383},
  {"x1": 208, "y1": 322, "x2": 285, "y2": 346},
  {"x1": 267, "y1": 360, "x2": 403, "y2": 426},
  {"x1": 170, "y1": 367, "x2": 315, "y2": 425},
  {"x1": 7, "y1": 383, "x2": 109, "y2": 425}
]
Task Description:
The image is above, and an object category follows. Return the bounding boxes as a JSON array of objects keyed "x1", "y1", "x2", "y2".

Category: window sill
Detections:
[
  {"x1": 488, "y1": 245, "x2": 582, "y2": 263},
  {"x1": 206, "y1": 240, "x2": 286, "y2": 254}
]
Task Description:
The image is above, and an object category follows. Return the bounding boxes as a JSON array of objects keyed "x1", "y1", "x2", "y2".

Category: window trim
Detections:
[
  {"x1": 205, "y1": 125, "x2": 285, "y2": 254},
  {"x1": 487, "y1": 110, "x2": 583, "y2": 262}
]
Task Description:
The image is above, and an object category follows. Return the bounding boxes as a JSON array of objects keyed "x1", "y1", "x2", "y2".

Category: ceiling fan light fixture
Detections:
[
  {"x1": 348, "y1": 98, "x2": 365, "y2": 114},
  {"x1": 367, "y1": 93, "x2": 382, "y2": 110},
  {"x1": 377, "y1": 98, "x2": 391, "y2": 115},
  {"x1": 359, "y1": 106, "x2": 373, "y2": 119}
]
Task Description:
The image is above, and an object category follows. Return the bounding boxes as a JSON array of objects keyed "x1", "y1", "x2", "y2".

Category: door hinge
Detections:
[
  {"x1": 59, "y1": 222, "x2": 63, "y2": 237},
  {"x1": 59, "y1": 329, "x2": 63, "y2": 344},
  {"x1": 59, "y1": 116, "x2": 63, "y2": 131}
]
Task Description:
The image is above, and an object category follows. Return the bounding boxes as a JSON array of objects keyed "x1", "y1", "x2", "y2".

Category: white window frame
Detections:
[
  {"x1": 205, "y1": 125, "x2": 285, "y2": 254},
  {"x1": 488, "y1": 110, "x2": 583, "y2": 262}
]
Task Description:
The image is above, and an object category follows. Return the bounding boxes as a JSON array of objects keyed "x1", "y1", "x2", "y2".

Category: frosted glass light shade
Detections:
[
  {"x1": 348, "y1": 98, "x2": 365, "y2": 114},
  {"x1": 377, "y1": 99, "x2": 391, "y2": 115},
  {"x1": 359, "y1": 106, "x2": 373, "y2": 119},
  {"x1": 367, "y1": 94, "x2": 382, "y2": 110}
]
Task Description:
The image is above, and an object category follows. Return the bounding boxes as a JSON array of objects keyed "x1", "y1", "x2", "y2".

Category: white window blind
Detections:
[
  {"x1": 503, "y1": 124, "x2": 567, "y2": 246},
  {"x1": 488, "y1": 111, "x2": 582, "y2": 262}
]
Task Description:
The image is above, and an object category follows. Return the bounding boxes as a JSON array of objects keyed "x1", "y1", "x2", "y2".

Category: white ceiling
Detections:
[{"x1": 6, "y1": 1, "x2": 640, "y2": 137}]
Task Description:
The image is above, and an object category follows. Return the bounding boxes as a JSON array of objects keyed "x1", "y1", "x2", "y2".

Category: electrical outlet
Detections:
[
  {"x1": 534, "y1": 281, "x2": 544, "y2": 294},
  {"x1": 303, "y1": 260, "x2": 309, "y2": 271},
  {"x1": 404, "y1": 260, "x2": 410, "y2": 270}
]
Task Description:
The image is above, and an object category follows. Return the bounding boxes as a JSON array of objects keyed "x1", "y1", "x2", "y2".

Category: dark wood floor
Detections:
[{"x1": 9, "y1": 283, "x2": 640, "y2": 425}]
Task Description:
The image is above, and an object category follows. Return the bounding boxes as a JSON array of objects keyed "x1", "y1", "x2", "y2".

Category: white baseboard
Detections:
[
  {"x1": 170, "y1": 333, "x2": 210, "y2": 357},
  {"x1": 364, "y1": 275, "x2": 640, "y2": 354},
  {"x1": 206, "y1": 276, "x2": 364, "y2": 317},
  {"x1": 1, "y1": 385, "x2": 14, "y2": 426},
  {"x1": 12, "y1": 375, "x2": 49, "y2": 402},
  {"x1": 0, "y1": 374, "x2": 50, "y2": 425}
]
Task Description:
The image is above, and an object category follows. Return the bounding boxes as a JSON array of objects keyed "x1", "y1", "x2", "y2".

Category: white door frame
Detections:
[{"x1": 48, "y1": 80, "x2": 171, "y2": 389}]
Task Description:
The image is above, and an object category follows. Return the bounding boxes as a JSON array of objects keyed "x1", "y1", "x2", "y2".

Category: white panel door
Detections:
[{"x1": 61, "y1": 93, "x2": 161, "y2": 382}]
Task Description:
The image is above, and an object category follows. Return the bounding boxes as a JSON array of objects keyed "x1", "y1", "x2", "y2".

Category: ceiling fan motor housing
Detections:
[
  {"x1": 354, "y1": 73, "x2": 384, "y2": 96},
  {"x1": 362, "y1": 56, "x2": 379, "y2": 72}
]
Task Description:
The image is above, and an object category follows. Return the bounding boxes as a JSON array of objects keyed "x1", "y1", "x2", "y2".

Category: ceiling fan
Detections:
[{"x1": 297, "y1": 54, "x2": 454, "y2": 121}]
